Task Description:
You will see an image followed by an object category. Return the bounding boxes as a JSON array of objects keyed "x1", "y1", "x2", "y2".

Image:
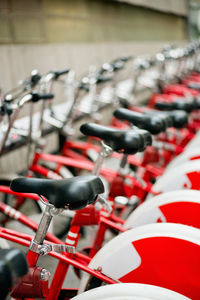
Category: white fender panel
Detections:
[{"x1": 73, "y1": 283, "x2": 190, "y2": 299}]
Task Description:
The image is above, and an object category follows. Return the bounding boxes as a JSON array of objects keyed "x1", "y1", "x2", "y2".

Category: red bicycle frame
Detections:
[{"x1": 0, "y1": 226, "x2": 118, "y2": 299}]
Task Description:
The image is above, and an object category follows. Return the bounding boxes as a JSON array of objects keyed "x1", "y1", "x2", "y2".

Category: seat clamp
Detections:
[
  {"x1": 100, "y1": 141, "x2": 113, "y2": 157},
  {"x1": 29, "y1": 240, "x2": 75, "y2": 255}
]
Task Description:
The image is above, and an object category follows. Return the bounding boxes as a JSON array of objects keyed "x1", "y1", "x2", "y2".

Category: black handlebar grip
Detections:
[
  {"x1": 39, "y1": 93, "x2": 54, "y2": 100},
  {"x1": 53, "y1": 69, "x2": 70, "y2": 80},
  {"x1": 31, "y1": 92, "x2": 54, "y2": 102},
  {"x1": 96, "y1": 76, "x2": 112, "y2": 84}
]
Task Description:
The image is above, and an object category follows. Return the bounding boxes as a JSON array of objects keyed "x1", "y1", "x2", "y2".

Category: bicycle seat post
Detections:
[
  {"x1": 33, "y1": 203, "x2": 53, "y2": 246},
  {"x1": 29, "y1": 196, "x2": 74, "y2": 258},
  {"x1": 119, "y1": 153, "x2": 128, "y2": 171},
  {"x1": 11, "y1": 198, "x2": 59, "y2": 299},
  {"x1": 92, "y1": 141, "x2": 113, "y2": 176}
]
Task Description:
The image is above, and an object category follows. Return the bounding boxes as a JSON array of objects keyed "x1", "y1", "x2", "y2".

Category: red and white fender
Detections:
[
  {"x1": 152, "y1": 160, "x2": 200, "y2": 193},
  {"x1": 125, "y1": 190, "x2": 200, "y2": 228},
  {"x1": 79, "y1": 223, "x2": 200, "y2": 300},
  {"x1": 165, "y1": 149, "x2": 200, "y2": 172}
]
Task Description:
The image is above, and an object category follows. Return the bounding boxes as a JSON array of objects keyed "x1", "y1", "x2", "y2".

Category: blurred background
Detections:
[
  {"x1": 1, "y1": 0, "x2": 199, "y2": 90},
  {"x1": 1, "y1": 0, "x2": 200, "y2": 173}
]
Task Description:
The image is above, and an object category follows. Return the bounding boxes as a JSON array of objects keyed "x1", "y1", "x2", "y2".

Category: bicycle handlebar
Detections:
[{"x1": 18, "y1": 92, "x2": 54, "y2": 107}]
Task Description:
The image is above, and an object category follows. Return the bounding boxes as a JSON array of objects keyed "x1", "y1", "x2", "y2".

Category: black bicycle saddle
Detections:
[
  {"x1": 114, "y1": 108, "x2": 167, "y2": 134},
  {"x1": 166, "y1": 110, "x2": 188, "y2": 128},
  {"x1": 155, "y1": 100, "x2": 196, "y2": 113},
  {"x1": 10, "y1": 175, "x2": 104, "y2": 210},
  {"x1": 80, "y1": 123, "x2": 152, "y2": 154},
  {"x1": 143, "y1": 110, "x2": 173, "y2": 129}
]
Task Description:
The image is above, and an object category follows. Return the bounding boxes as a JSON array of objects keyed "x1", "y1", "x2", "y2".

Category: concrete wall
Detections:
[
  {"x1": 0, "y1": 0, "x2": 187, "y2": 44},
  {"x1": 0, "y1": 41, "x2": 186, "y2": 92}
]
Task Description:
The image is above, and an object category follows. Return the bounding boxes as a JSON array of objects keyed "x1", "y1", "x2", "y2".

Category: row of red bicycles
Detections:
[{"x1": 0, "y1": 41, "x2": 200, "y2": 299}]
